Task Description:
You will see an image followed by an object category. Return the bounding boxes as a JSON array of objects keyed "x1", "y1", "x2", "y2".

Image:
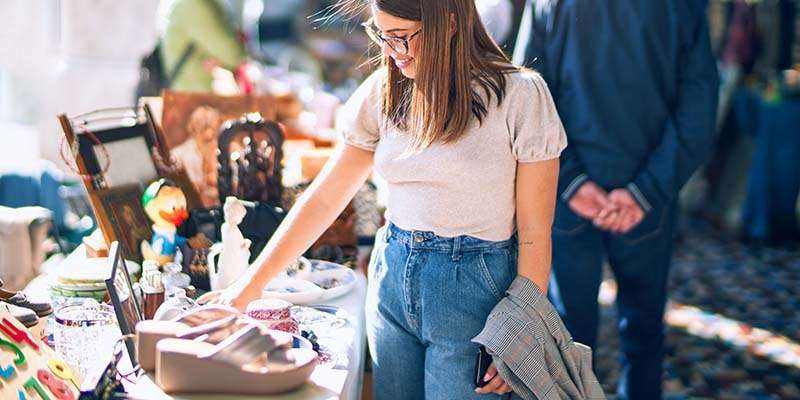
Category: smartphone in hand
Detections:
[{"x1": 474, "y1": 345, "x2": 493, "y2": 388}]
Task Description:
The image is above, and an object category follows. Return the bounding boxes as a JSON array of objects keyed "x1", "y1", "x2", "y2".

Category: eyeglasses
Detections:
[{"x1": 361, "y1": 20, "x2": 421, "y2": 55}]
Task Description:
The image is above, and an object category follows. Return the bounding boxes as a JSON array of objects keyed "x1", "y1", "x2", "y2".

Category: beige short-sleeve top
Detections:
[{"x1": 336, "y1": 68, "x2": 567, "y2": 241}]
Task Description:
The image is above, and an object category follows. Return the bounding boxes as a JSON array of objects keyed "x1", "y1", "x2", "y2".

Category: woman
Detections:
[{"x1": 203, "y1": 0, "x2": 566, "y2": 398}]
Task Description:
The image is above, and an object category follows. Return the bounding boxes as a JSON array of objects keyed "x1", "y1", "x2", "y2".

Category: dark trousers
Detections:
[{"x1": 549, "y1": 201, "x2": 676, "y2": 400}]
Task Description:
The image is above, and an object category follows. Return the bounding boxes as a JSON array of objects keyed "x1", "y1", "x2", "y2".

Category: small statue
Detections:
[
  {"x1": 141, "y1": 179, "x2": 189, "y2": 266},
  {"x1": 211, "y1": 196, "x2": 252, "y2": 290},
  {"x1": 217, "y1": 113, "x2": 284, "y2": 205}
]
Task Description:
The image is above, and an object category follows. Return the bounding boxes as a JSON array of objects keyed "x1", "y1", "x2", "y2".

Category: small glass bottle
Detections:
[
  {"x1": 161, "y1": 262, "x2": 191, "y2": 297},
  {"x1": 152, "y1": 289, "x2": 197, "y2": 321}
]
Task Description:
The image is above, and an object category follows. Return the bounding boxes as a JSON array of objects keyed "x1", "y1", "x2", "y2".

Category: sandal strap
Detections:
[
  {"x1": 176, "y1": 315, "x2": 238, "y2": 340},
  {"x1": 200, "y1": 324, "x2": 290, "y2": 366}
]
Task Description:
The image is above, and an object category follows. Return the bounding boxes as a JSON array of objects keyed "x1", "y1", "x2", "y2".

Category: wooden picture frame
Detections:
[
  {"x1": 63, "y1": 108, "x2": 160, "y2": 190},
  {"x1": 78, "y1": 124, "x2": 158, "y2": 189},
  {"x1": 96, "y1": 185, "x2": 151, "y2": 264},
  {"x1": 105, "y1": 241, "x2": 142, "y2": 365},
  {"x1": 160, "y1": 91, "x2": 278, "y2": 207},
  {"x1": 58, "y1": 106, "x2": 202, "y2": 248}
]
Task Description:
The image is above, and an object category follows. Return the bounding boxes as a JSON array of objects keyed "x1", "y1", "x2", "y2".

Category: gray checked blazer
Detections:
[{"x1": 473, "y1": 276, "x2": 606, "y2": 400}]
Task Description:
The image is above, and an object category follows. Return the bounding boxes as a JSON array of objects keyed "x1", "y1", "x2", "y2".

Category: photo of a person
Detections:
[
  {"x1": 171, "y1": 105, "x2": 222, "y2": 206},
  {"x1": 121, "y1": 204, "x2": 152, "y2": 255},
  {"x1": 160, "y1": 92, "x2": 278, "y2": 207},
  {"x1": 99, "y1": 185, "x2": 152, "y2": 263}
]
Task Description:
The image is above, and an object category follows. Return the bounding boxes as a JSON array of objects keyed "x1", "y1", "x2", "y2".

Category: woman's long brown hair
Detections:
[{"x1": 337, "y1": 0, "x2": 519, "y2": 152}]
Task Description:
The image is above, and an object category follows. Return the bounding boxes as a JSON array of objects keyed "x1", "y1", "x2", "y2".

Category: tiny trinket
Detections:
[
  {"x1": 246, "y1": 299, "x2": 299, "y2": 335},
  {"x1": 141, "y1": 179, "x2": 189, "y2": 266},
  {"x1": 140, "y1": 261, "x2": 164, "y2": 319},
  {"x1": 161, "y1": 262, "x2": 191, "y2": 297}
]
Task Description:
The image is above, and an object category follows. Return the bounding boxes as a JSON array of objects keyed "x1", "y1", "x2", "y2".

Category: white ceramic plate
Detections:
[
  {"x1": 278, "y1": 257, "x2": 313, "y2": 281},
  {"x1": 262, "y1": 260, "x2": 356, "y2": 305},
  {"x1": 53, "y1": 282, "x2": 108, "y2": 292},
  {"x1": 57, "y1": 257, "x2": 140, "y2": 284},
  {"x1": 262, "y1": 276, "x2": 324, "y2": 304}
]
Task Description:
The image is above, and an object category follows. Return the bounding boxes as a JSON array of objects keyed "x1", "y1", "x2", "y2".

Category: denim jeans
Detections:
[
  {"x1": 549, "y1": 201, "x2": 676, "y2": 400},
  {"x1": 366, "y1": 223, "x2": 516, "y2": 400}
]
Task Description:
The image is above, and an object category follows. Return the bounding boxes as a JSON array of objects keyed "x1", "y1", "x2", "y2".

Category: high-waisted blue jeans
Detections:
[{"x1": 366, "y1": 223, "x2": 517, "y2": 400}]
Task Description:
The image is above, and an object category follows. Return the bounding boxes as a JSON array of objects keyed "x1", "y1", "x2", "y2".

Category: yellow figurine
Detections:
[{"x1": 141, "y1": 179, "x2": 190, "y2": 266}]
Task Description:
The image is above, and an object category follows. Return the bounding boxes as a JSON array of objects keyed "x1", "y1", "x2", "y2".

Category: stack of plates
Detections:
[{"x1": 49, "y1": 257, "x2": 140, "y2": 301}]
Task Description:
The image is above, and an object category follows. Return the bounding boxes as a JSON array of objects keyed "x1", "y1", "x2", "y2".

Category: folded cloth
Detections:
[
  {"x1": 473, "y1": 276, "x2": 605, "y2": 400},
  {"x1": 0, "y1": 206, "x2": 52, "y2": 291}
]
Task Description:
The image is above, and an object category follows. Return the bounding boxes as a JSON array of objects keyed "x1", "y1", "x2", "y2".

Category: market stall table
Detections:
[
  {"x1": 26, "y1": 244, "x2": 368, "y2": 400},
  {"x1": 125, "y1": 272, "x2": 367, "y2": 400}
]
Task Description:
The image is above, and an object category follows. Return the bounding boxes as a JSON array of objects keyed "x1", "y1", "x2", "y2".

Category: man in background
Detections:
[{"x1": 514, "y1": 0, "x2": 719, "y2": 398}]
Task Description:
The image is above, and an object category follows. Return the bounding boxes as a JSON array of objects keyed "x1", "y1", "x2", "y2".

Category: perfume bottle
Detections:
[{"x1": 140, "y1": 261, "x2": 165, "y2": 320}]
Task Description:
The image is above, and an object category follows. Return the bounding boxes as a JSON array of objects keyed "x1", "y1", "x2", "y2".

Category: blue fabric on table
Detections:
[{"x1": 0, "y1": 161, "x2": 67, "y2": 228}]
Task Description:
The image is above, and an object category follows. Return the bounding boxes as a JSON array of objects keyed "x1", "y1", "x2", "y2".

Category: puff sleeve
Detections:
[
  {"x1": 509, "y1": 72, "x2": 567, "y2": 162},
  {"x1": 335, "y1": 69, "x2": 384, "y2": 151}
]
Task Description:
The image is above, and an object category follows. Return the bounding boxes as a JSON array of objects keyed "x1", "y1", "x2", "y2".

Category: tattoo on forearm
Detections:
[{"x1": 519, "y1": 241, "x2": 535, "y2": 246}]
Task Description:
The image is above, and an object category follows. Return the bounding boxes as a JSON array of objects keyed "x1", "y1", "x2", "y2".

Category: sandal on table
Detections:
[
  {"x1": 156, "y1": 323, "x2": 317, "y2": 395},
  {"x1": 136, "y1": 305, "x2": 243, "y2": 372}
]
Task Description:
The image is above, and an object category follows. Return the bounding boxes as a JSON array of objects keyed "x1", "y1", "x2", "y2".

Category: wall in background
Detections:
[{"x1": 0, "y1": 0, "x2": 160, "y2": 172}]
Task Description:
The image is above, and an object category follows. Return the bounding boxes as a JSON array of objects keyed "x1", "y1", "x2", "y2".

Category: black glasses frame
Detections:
[{"x1": 361, "y1": 20, "x2": 421, "y2": 55}]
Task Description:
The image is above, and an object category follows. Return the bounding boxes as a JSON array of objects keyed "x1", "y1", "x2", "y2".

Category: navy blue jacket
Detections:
[{"x1": 514, "y1": 0, "x2": 719, "y2": 212}]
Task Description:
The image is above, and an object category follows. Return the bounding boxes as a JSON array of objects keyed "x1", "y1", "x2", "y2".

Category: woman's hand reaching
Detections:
[{"x1": 197, "y1": 276, "x2": 262, "y2": 312}]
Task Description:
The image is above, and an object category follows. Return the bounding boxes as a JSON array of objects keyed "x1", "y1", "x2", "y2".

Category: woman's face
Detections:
[{"x1": 372, "y1": 8, "x2": 422, "y2": 79}]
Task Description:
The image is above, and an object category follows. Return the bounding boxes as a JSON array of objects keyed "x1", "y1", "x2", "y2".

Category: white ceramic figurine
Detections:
[{"x1": 212, "y1": 197, "x2": 251, "y2": 290}]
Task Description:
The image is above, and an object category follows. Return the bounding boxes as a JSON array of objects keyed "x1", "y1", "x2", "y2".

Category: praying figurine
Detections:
[
  {"x1": 212, "y1": 196, "x2": 251, "y2": 290},
  {"x1": 141, "y1": 179, "x2": 189, "y2": 266}
]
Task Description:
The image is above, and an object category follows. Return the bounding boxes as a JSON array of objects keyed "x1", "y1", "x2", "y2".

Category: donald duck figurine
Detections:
[{"x1": 141, "y1": 179, "x2": 189, "y2": 266}]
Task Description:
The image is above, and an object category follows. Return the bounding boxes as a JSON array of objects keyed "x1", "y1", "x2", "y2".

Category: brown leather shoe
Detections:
[
  {"x1": 1, "y1": 292, "x2": 53, "y2": 317},
  {"x1": 0, "y1": 279, "x2": 53, "y2": 317},
  {"x1": 1, "y1": 303, "x2": 38, "y2": 328}
]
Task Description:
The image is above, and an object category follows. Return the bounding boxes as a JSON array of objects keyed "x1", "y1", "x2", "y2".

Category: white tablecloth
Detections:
[{"x1": 126, "y1": 272, "x2": 367, "y2": 400}]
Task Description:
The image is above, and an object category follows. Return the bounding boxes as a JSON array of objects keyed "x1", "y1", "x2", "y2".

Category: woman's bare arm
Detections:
[
  {"x1": 515, "y1": 158, "x2": 559, "y2": 292},
  {"x1": 204, "y1": 143, "x2": 375, "y2": 310}
]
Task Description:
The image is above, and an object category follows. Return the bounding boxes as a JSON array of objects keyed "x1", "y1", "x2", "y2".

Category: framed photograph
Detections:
[
  {"x1": 74, "y1": 118, "x2": 159, "y2": 189},
  {"x1": 58, "y1": 107, "x2": 200, "y2": 251},
  {"x1": 97, "y1": 185, "x2": 151, "y2": 264},
  {"x1": 105, "y1": 241, "x2": 143, "y2": 365},
  {"x1": 161, "y1": 91, "x2": 277, "y2": 207}
]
